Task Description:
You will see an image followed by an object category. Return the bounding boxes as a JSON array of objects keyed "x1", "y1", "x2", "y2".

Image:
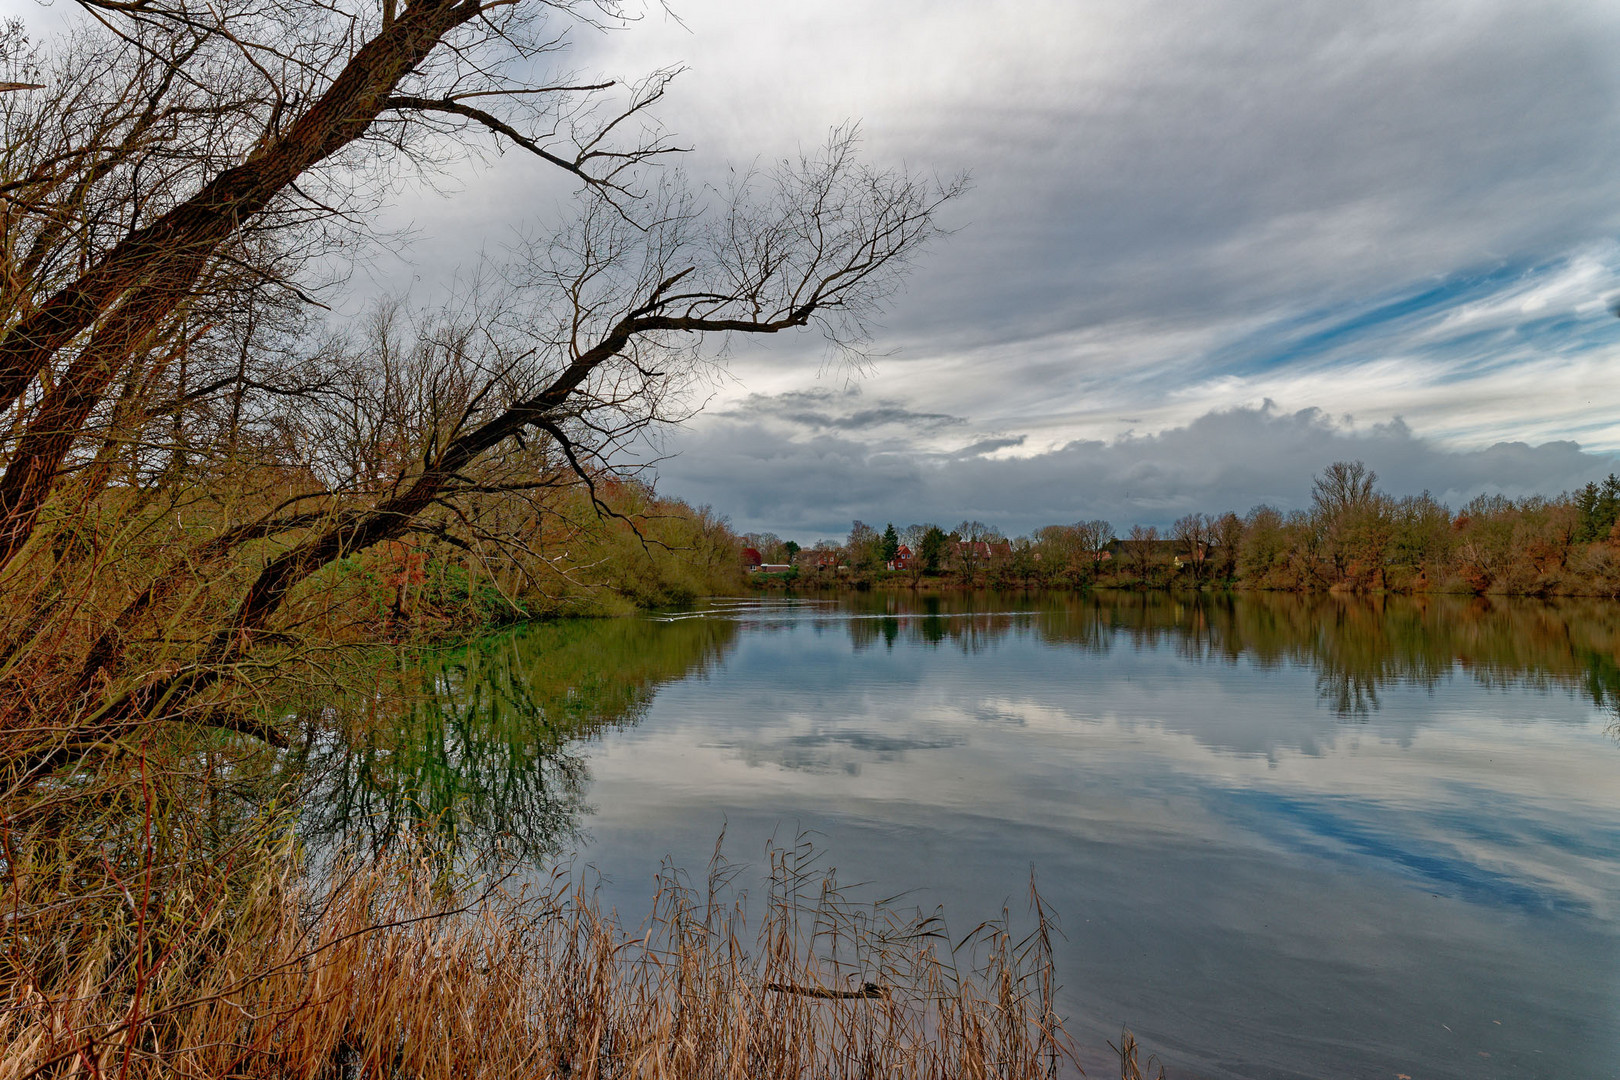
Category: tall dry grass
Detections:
[{"x1": 1, "y1": 816, "x2": 1125, "y2": 1080}]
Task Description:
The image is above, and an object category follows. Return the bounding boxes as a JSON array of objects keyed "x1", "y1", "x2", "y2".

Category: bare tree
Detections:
[
  {"x1": 1311, "y1": 460, "x2": 1378, "y2": 520},
  {"x1": 950, "y1": 519, "x2": 1003, "y2": 580},
  {"x1": 0, "y1": 0, "x2": 694, "y2": 568},
  {"x1": 1311, "y1": 461, "x2": 1390, "y2": 586},
  {"x1": 1031, "y1": 524, "x2": 1078, "y2": 581},
  {"x1": 847, "y1": 520, "x2": 881, "y2": 570},
  {"x1": 1211, "y1": 510, "x2": 1243, "y2": 582},
  {"x1": 1123, "y1": 524, "x2": 1159, "y2": 585},
  {"x1": 1171, "y1": 512, "x2": 1213, "y2": 584},
  {"x1": 1073, "y1": 518, "x2": 1113, "y2": 581},
  {"x1": 0, "y1": 4, "x2": 962, "y2": 779}
]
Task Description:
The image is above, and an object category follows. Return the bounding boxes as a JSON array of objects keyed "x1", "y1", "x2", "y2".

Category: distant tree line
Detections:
[{"x1": 748, "y1": 462, "x2": 1620, "y2": 597}]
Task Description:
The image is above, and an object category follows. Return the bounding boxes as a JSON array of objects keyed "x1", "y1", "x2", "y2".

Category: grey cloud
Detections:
[
  {"x1": 831, "y1": 408, "x2": 966, "y2": 431},
  {"x1": 565, "y1": 2, "x2": 1620, "y2": 479},
  {"x1": 719, "y1": 387, "x2": 966, "y2": 433},
  {"x1": 779, "y1": 407, "x2": 966, "y2": 432},
  {"x1": 654, "y1": 422, "x2": 925, "y2": 532},
  {"x1": 955, "y1": 436, "x2": 1027, "y2": 458},
  {"x1": 332, "y1": 2, "x2": 1620, "y2": 521},
  {"x1": 888, "y1": 0, "x2": 1620, "y2": 347},
  {"x1": 389, "y1": 1, "x2": 1620, "y2": 357},
  {"x1": 656, "y1": 404, "x2": 1620, "y2": 541}
]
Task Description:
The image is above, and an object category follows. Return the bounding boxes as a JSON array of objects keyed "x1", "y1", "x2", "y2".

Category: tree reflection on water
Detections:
[
  {"x1": 821, "y1": 589, "x2": 1620, "y2": 722},
  {"x1": 286, "y1": 615, "x2": 738, "y2": 864},
  {"x1": 284, "y1": 590, "x2": 1620, "y2": 867}
]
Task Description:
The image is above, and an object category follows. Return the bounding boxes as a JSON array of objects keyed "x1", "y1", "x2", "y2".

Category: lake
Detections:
[{"x1": 303, "y1": 591, "x2": 1620, "y2": 1079}]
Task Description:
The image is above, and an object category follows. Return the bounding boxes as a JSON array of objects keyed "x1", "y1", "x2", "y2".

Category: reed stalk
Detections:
[{"x1": 0, "y1": 817, "x2": 1129, "y2": 1079}]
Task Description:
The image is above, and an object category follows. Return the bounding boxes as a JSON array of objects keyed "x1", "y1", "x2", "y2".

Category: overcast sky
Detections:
[
  {"x1": 18, "y1": 0, "x2": 1620, "y2": 541},
  {"x1": 582, "y1": 0, "x2": 1620, "y2": 541}
]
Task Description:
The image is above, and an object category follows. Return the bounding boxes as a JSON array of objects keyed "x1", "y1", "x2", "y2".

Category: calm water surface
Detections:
[{"x1": 312, "y1": 592, "x2": 1620, "y2": 1079}]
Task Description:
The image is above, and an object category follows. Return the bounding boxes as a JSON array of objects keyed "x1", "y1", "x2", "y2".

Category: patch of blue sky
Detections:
[
  {"x1": 1466, "y1": 316, "x2": 1613, "y2": 359},
  {"x1": 1205, "y1": 267, "x2": 1528, "y2": 372},
  {"x1": 1417, "y1": 794, "x2": 1620, "y2": 864},
  {"x1": 1214, "y1": 786, "x2": 1585, "y2": 915},
  {"x1": 1201, "y1": 251, "x2": 1620, "y2": 385}
]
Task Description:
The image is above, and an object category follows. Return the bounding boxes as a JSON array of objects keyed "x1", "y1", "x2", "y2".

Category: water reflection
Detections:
[
  {"x1": 571, "y1": 592, "x2": 1620, "y2": 1078},
  {"x1": 271, "y1": 590, "x2": 1620, "y2": 1076},
  {"x1": 288, "y1": 615, "x2": 737, "y2": 861},
  {"x1": 798, "y1": 590, "x2": 1620, "y2": 720},
  {"x1": 292, "y1": 591, "x2": 1620, "y2": 866}
]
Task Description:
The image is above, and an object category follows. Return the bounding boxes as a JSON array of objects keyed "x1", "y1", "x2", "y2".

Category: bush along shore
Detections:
[
  {"x1": 317, "y1": 478, "x2": 750, "y2": 636},
  {"x1": 743, "y1": 462, "x2": 1620, "y2": 598}
]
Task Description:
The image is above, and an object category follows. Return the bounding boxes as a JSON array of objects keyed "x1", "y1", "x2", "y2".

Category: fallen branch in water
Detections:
[{"x1": 764, "y1": 979, "x2": 890, "y2": 999}]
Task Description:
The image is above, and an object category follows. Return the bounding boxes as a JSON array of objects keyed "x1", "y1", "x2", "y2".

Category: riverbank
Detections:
[{"x1": 747, "y1": 563, "x2": 1620, "y2": 598}]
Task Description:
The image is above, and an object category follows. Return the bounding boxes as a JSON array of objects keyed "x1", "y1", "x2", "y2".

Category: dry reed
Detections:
[
  {"x1": 1110, "y1": 1030, "x2": 1165, "y2": 1080},
  {"x1": 0, "y1": 822, "x2": 1121, "y2": 1080}
]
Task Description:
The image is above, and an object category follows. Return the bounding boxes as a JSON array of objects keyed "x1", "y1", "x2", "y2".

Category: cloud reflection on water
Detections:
[{"x1": 303, "y1": 591, "x2": 1620, "y2": 1076}]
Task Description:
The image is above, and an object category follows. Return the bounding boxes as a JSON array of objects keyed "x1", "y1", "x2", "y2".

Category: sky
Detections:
[
  {"x1": 15, "y1": 0, "x2": 1620, "y2": 540},
  {"x1": 575, "y1": 0, "x2": 1620, "y2": 540}
]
